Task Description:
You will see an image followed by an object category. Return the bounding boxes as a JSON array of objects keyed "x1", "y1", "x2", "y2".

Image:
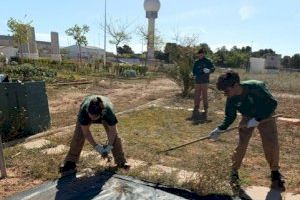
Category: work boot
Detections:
[
  {"x1": 203, "y1": 110, "x2": 208, "y2": 120},
  {"x1": 191, "y1": 109, "x2": 201, "y2": 121},
  {"x1": 59, "y1": 161, "x2": 77, "y2": 176},
  {"x1": 117, "y1": 162, "x2": 131, "y2": 171},
  {"x1": 271, "y1": 170, "x2": 285, "y2": 191},
  {"x1": 230, "y1": 170, "x2": 241, "y2": 196}
]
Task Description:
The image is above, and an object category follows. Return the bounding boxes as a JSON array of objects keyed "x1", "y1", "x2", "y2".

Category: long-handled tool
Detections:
[{"x1": 157, "y1": 114, "x2": 283, "y2": 154}]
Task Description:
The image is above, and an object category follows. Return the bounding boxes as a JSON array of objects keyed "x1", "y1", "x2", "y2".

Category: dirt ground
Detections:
[
  {"x1": 1, "y1": 76, "x2": 300, "y2": 199},
  {"x1": 0, "y1": 77, "x2": 180, "y2": 199}
]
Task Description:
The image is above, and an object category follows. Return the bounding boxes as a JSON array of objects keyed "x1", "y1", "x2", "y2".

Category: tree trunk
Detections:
[{"x1": 78, "y1": 45, "x2": 82, "y2": 71}]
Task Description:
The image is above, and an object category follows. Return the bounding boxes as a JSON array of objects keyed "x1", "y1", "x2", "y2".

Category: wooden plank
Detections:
[{"x1": 0, "y1": 136, "x2": 7, "y2": 178}]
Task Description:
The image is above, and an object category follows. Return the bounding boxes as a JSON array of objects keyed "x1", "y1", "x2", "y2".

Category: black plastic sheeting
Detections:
[{"x1": 6, "y1": 171, "x2": 234, "y2": 200}]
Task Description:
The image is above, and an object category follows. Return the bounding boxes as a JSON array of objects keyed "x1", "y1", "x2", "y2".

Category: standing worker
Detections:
[
  {"x1": 208, "y1": 70, "x2": 285, "y2": 191},
  {"x1": 192, "y1": 48, "x2": 215, "y2": 120},
  {"x1": 60, "y1": 95, "x2": 130, "y2": 175}
]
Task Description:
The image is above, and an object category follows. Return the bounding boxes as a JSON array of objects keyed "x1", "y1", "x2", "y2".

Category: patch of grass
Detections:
[
  {"x1": 3, "y1": 95, "x2": 299, "y2": 195},
  {"x1": 4, "y1": 146, "x2": 62, "y2": 180}
]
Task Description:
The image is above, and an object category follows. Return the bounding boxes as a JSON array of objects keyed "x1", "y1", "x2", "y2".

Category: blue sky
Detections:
[{"x1": 1, "y1": 0, "x2": 299, "y2": 56}]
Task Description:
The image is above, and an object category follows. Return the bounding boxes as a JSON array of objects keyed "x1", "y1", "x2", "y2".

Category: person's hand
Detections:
[
  {"x1": 203, "y1": 68, "x2": 210, "y2": 73},
  {"x1": 209, "y1": 128, "x2": 223, "y2": 140},
  {"x1": 101, "y1": 145, "x2": 113, "y2": 154},
  {"x1": 94, "y1": 144, "x2": 104, "y2": 154},
  {"x1": 247, "y1": 118, "x2": 259, "y2": 128}
]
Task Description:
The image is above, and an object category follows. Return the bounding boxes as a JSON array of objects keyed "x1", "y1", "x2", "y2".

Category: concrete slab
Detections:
[
  {"x1": 245, "y1": 186, "x2": 300, "y2": 200},
  {"x1": 22, "y1": 139, "x2": 51, "y2": 149},
  {"x1": 41, "y1": 145, "x2": 68, "y2": 155}
]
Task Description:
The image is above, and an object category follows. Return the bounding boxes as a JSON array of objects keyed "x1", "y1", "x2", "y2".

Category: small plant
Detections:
[{"x1": 165, "y1": 45, "x2": 195, "y2": 97}]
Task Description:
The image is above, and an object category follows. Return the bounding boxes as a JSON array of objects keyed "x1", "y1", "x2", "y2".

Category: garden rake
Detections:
[{"x1": 157, "y1": 114, "x2": 283, "y2": 154}]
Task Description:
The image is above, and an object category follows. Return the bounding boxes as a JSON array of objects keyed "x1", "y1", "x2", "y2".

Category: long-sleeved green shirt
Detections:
[
  {"x1": 192, "y1": 57, "x2": 215, "y2": 84},
  {"x1": 218, "y1": 80, "x2": 277, "y2": 130}
]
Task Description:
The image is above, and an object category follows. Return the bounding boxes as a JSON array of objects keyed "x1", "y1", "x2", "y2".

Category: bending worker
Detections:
[
  {"x1": 60, "y1": 95, "x2": 130, "y2": 174},
  {"x1": 208, "y1": 70, "x2": 285, "y2": 190}
]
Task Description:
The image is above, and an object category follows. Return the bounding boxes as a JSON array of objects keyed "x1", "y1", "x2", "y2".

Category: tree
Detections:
[
  {"x1": 154, "y1": 50, "x2": 168, "y2": 62},
  {"x1": 105, "y1": 19, "x2": 131, "y2": 63},
  {"x1": 281, "y1": 56, "x2": 291, "y2": 68},
  {"x1": 290, "y1": 54, "x2": 300, "y2": 69},
  {"x1": 251, "y1": 49, "x2": 276, "y2": 58},
  {"x1": 196, "y1": 43, "x2": 213, "y2": 57},
  {"x1": 136, "y1": 25, "x2": 164, "y2": 54},
  {"x1": 65, "y1": 24, "x2": 89, "y2": 67},
  {"x1": 117, "y1": 44, "x2": 134, "y2": 55},
  {"x1": 165, "y1": 44, "x2": 195, "y2": 97},
  {"x1": 7, "y1": 17, "x2": 32, "y2": 58},
  {"x1": 164, "y1": 43, "x2": 178, "y2": 64},
  {"x1": 213, "y1": 46, "x2": 228, "y2": 67},
  {"x1": 225, "y1": 51, "x2": 248, "y2": 68},
  {"x1": 164, "y1": 34, "x2": 199, "y2": 96}
]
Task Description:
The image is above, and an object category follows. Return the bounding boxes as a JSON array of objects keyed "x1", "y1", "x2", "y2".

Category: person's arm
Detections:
[
  {"x1": 192, "y1": 61, "x2": 198, "y2": 76},
  {"x1": 208, "y1": 59, "x2": 215, "y2": 73},
  {"x1": 81, "y1": 125, "x2": 97, "y2": 147},
  {"x1": 103, "y1": 123, "x2": 118, "y2": 146},
  {"x1": 218, "y1": 99, "x2": 237, "y2": 130}
]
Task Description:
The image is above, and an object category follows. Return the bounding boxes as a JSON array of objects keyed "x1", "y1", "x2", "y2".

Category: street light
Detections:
[{"x1": 103, "y1": 0, "x2": 107, "y2": 67}]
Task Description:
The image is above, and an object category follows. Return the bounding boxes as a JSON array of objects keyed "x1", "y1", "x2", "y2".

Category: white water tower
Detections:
[{"x1": 144, "y1": 0, "x2": 160, "y2": 66}]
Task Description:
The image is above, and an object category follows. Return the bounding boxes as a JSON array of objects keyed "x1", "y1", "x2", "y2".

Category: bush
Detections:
[
  {"x1": 0, "y1": 54, "x2": 6, "y2": 64},
  {"x1": 122, "y1": 69, "x2": 137, "y2": 78},
  {"x1": 114, "y1": 64, "x2": 146, "y2": 76},
  {"x1": 3, "y1": 63, "x2": 57, "y2": 81},
  {"x1": 165, "y1": 45, "x2": 195, "y2": 97}
]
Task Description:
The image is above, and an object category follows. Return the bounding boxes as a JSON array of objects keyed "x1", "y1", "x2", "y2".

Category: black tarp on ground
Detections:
[{"x1": 6, "y1": 171, "x2": 233, "y2": 200}]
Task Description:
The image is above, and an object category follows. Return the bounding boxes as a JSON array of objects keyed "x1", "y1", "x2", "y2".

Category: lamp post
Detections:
[{"x1": 103, "y1": 0, "x2": 107, "y2": 67}]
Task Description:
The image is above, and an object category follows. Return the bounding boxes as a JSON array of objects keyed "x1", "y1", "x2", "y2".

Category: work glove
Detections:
[
  {"x1": 94, "y1": 144, "x2": 104, "y2": 154},
  {"x1": 101, "y1": 145, "x2": 113, "y2": 154},
  {"x1": 247, "y1": 118, "x2": 259, "y2": 128},
  {"x1": 209, "y1": 128, "x2": 223, "y2": 140},
  {"x1": 203, "y1": 68, "x2": 210, "y2": 74},
  {"x1": 94, "y1": 144, "x2": 113, "y2": 157}
]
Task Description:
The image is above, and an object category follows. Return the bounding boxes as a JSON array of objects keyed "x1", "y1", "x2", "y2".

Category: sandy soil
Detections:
[
  {"x1": 1, "y1": 77, "x2": 299, "y2": 198},
  {"x1": 0, "y1": 77, "x2": 180, "y2": 199}
]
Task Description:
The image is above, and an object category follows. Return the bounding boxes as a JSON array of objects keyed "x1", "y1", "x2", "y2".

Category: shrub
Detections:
[
  {"x1": 122, "y1": 69, "x2": 137, "y2": 78},
  {"x1": 165, "y1": 45, "x2": 195, "y2": 97},
  {"x1": 3, "y1": 63, "x2": 57, "y2": 81}
]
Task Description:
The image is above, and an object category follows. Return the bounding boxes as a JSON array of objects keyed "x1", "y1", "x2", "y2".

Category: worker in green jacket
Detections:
[
  {"x1": 192, "y1": 48, "x2": 215, "y2": 120},
  {"x1": 208, "y1": 70, "x2": 285, "y2": 191},
  {"x1": 60, "y1": 95, "x2": 130, "y2": 175}
]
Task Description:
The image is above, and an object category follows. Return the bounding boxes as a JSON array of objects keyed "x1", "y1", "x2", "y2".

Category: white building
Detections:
[
  {"x1": 0, "y1": 46, "x2": 18, "y2": 59},
  {"x1": 64, "y1": 45, "x2": 105, "y2": 60},
  {"x1": 250, "y1": 55, "x2": 282, "y2": 73}
]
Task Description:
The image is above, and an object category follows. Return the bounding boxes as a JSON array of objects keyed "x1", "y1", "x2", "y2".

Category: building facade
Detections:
[
  {"x1": 63, "y1": 45, "x2": 105, "y2": 60},
  {"x1": 0, "y1": 27, "x2": 61, "y2": 61}
]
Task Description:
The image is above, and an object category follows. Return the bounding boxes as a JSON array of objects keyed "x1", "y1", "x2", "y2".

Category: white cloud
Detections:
[{"x1": 239, "y1": 4, "x2": 255, "y2": 21}]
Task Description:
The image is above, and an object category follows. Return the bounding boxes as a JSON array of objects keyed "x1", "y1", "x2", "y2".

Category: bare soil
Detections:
[
  {"x1": 0, "y1": 77, "x2": 180, "y2": 199},
  {"x1": 1, "y1": 76, "x2": 299, "y2": 198}
]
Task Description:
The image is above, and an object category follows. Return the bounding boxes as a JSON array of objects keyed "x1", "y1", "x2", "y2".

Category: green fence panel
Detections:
[{"x1": 0, "y1": 81, "x2": 51, "y2": 141}]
